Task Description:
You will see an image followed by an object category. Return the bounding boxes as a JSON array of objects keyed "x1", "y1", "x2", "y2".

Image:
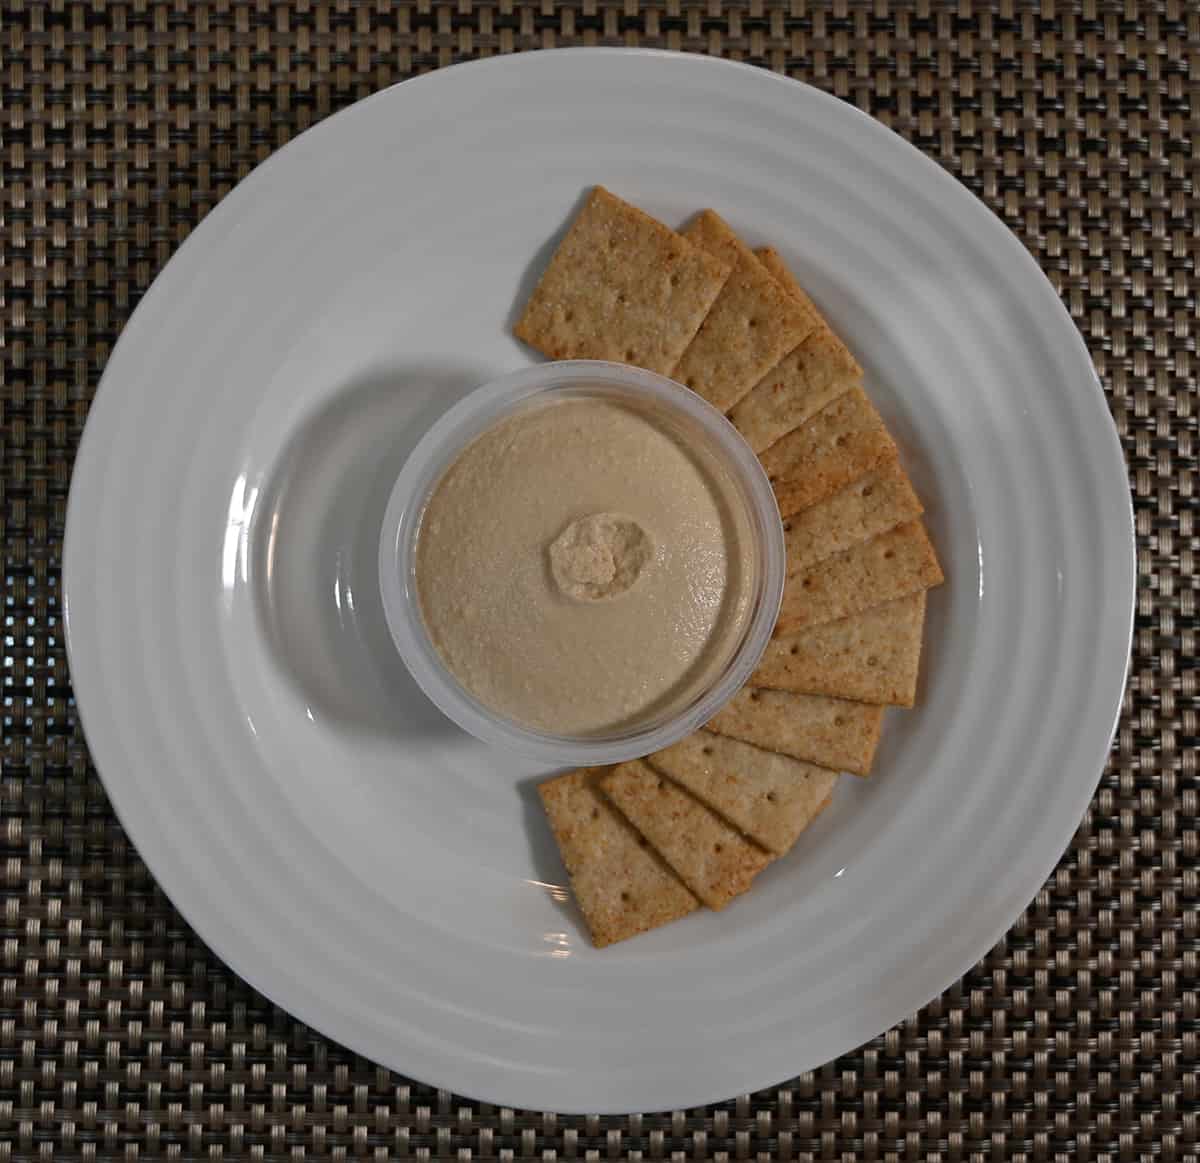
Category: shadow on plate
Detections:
[
  {"x1": 253, "y1": 361, "x2": 493, "y2": 743},
  {"x1": 503, "y1": 186, "x2": 591, "y2": 337},
  {"x1": 515, "y1": 772, "x2": 583, "y2": 933}
]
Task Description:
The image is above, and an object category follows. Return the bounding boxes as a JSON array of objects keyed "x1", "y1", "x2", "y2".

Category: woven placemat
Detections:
[{"x1": 2, "y1": 1, "x2": 1195, "y2": 1159}]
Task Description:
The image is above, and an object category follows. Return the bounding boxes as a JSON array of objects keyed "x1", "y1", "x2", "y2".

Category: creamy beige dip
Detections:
[{"x1": 415, "y1": 396, "x2": 754, "y2": 735}]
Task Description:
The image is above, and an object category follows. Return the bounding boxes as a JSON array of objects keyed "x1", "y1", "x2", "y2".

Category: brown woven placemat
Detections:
[{"x1": 2, "y1": 1, "x2": 1195, "y2": 1158}]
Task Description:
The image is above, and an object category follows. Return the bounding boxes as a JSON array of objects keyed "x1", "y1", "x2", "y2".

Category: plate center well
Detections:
[{"x1": 253, "y1": 365, "x2": 483, "y2": 743}]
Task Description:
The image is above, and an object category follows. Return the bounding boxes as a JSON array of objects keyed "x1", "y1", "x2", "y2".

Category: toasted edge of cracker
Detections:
[
  {"x1": 601, "y1": 759, "x2": 773, "y2": 909},
  {"x1": 513, "y1": 186, "x2": 731, "y2": 375},
  {"x1": 760, "y1": 385, "x2": 899, "y2": 516},
  {"x1": 706, "y1": 688, "x2": 884, "y2": 777},
  {"x1": 687, "y1": 208, "x2": 758, "y2": 271},
  {"x1": 538, "y1": 767, "x2": 699, "y2": 947},
  {"x1": 777, "y1": 519, "x2": 944, "y2": 634},
  {"x1": 755, "y1": 246, "x2": 861, "y2": 383},
  {"x1": 783, "y1": 462, "x2": 924, "y2": 574},
  {"x1": 724, "y1": 246, "x2": 867, "y2": 452},
  {"x1": 752, "y1": 592, "x2": 928, "y2": 707},
  {"x1": 645, "y1": 731, "x2": 840, "y2": 855},
  {"x1": 728, "y1": 345, "x2": 858, "y2": 454},
  {"x1": 671, "y1": 211, "x2": 819, "y2": 413},
  {"x1": 755, "y1": 246, "x2": 823, "y2": 319}
]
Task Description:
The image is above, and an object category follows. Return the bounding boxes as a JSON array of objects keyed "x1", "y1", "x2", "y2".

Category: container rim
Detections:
[{"x1": 377, "y1": 360, "x2": 786, "y2": 766}]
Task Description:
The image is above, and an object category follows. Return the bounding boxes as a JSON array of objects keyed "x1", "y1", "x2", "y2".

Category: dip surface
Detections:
[{"x1": 415, "y1": 395, "x2": 754, "y2": 734}]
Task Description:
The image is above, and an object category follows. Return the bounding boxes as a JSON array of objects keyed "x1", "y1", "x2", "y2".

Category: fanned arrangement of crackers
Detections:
[{"x1": 518, "y1": 187, "x2": 945, "y2": 947}]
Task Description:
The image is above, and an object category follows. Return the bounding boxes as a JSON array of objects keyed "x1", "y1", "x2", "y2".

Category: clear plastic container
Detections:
[{"x1": 378, "y1": 361, "x2": 785, "y2": 766}]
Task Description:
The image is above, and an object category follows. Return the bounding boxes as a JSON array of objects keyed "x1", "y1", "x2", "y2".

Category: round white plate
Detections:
[{"x1": 64, "y1": 49, "x2": 1134, "y2": 1114}]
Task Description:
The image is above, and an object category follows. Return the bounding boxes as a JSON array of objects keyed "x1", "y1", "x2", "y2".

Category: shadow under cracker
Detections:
[
  {"x1": 517, "y1": 772, "x2": 586, "y2": 934},
  {"x1": 252, "y1": 360, "x2": 491, "y2": 743},
  {"x1": 504, "y1": 185, "x2": 595, "y2": 339}
]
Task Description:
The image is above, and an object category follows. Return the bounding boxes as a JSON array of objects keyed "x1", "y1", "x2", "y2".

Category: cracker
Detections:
[
  {"x1": 513, "y1": 187, "x2": 731, "y2": 375},
  {"x1": 729, "y1": 336, "x2": 861, "y2": 454},
  {"x1": 753, "y1": 592, "x2": 927, "y2": 706},
  {"x1": 685, "y1": 207, "x2": 758, "y2": 271},
  {"x1": 538, "y1": 767, "x2": 699, "y2": 947},
  {"x1": 706, "y1": 688, "x2": 883, "y2": 776},
  {"x1": 754, "y1": 248, "x2": 861, "y2": 398},
  {"x1": 761, "y1": 386, "x2": 897, "y2": 511},
  {"x1": 645, "y1": 731, "x2": 839, "y2": 855},
  {"x1": 601, "y1": 760, "x2": 773, "y2": 909},
  {"x1": 728, "y1": 248, "x2": 863, "y2": 452},
  {"x1": 777, "y1": 519, "x2": 943, "y2": 634},
  {"x1": 784, "y1": 463, "x2": 925, "y2": 574},
  {"x1": 759, "y1": 386, "x2": 899, "y2": 517},
  {"x1": 754, "y1": 246, "x2": 824, "y2": 321},
  {"x1": 671, "y1": 211, "x2": 818, "y2": 412}
]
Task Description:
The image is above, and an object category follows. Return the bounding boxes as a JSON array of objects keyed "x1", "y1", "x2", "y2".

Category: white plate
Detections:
[{"x1": 64, "y1": 49, "x2": 1134, "y2": 1114}]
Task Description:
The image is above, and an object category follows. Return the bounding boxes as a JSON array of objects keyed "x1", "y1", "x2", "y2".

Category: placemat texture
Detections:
[{"x1": 1, "y1": 1, "x2": 1195, "y2": 1159}]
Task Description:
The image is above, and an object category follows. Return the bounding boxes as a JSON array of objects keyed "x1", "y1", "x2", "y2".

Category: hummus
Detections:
[{"x1": 415, "y1": 396, "x2": 754, "y2": 735}]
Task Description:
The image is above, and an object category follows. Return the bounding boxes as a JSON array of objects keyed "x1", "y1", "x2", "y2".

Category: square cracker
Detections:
[
  {"x1": 601, "y1": 760, "x2": 773, "y2": 909},
  {"x1": 755, "y1": 246, "x2": 825, "y2": 322},
  {"x1": 513, "y1": 187, "x2": 730, "y2": 375},
  {"x1": 753, "y1": 592, "x2": 927, "y2": 707},
  {"x1": 777, "y1": 519, "x2": 943, "y2": 634},
  {"x1": 538, "y1": 768, "x2": 699, "y2": 948},
  {"x1": 671, "y1": 211, "x2": 819, "y2": 412},
  {"x1": 784, "y1": 463, "x2": 924, "y2": 575},
  {"x1": 759, "y1": 386, "x2": 899, "y2": 517},
  {"x1": 706, "y1": 687, "x2": 883, "y2": 777},
  {"x1": 729, "y1": 335, "x2": 860, "y2": 455},
  {"x1": 727, "y1": 247, "x2": 864, "y2": 453},
  {"x1": 756, "y1": 250, "x2": 861, "y2": 385},
  {"x1": 645, "y1": 731, "x2": 839, "y2": 855},
  {"x1": 683, "y1": 207, "x2": 758, "y2": 271}
]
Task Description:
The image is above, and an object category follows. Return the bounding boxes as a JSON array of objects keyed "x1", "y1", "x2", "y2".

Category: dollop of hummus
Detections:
[
  {"x1": 414, "y1": 396, "x2": 753, "y2": 735},
  {"x1": 549, "y1": 513, "x2": 651, "y2": 600}
]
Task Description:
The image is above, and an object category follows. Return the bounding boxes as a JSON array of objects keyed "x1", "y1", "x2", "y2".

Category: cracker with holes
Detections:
[
  {"x1": 777, "y1": 520, "x2": 943, "y2": 634},
  {"x1": 538, "y1": 767, "x2": 700, "y2": 948},
  {"x1": 671, "y1": 211, "x2": 819, "y2": 412},
  {"x1": 784, "y1": 463, "x2": 924, "y2": 574},
  {"x1": 727, "y1": 249, "x2": 863, "y2": 453},
  {"x1": 645, "y1": 731, "x2": 839, "y2": 855},
  {"x1": 514, "y1": 187, "x2": 731, "y2": 374},
  {"x1": 760, "y1": 386, "x2": 899, "y2": 517},
  {"x1": 755, "y1": 246, "x2": 825, "y2": 323},
  {"x1": 754, "y1": 593, "x2": 928, "y2": 706},
  {"x1": 601, "y1": 760, "x2": 773, "y2": 909},
  {"x1": 706, "y1": 688, "x2": 883, "y2": 776},
  {"x1": 515, "y1": 193, "x2": 945, "y2": 941}
]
